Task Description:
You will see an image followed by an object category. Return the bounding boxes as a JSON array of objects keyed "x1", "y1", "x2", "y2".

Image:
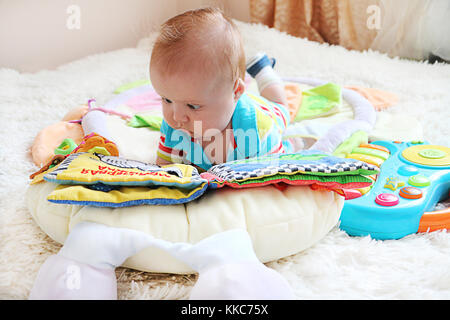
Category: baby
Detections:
[{"x1": 151, "y1": 7, "x2": 291, "y2": 171}]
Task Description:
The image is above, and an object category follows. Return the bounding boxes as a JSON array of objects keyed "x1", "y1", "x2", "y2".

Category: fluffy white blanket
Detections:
[{"x1": 1, "y1": 21, "x2": 449, "y2": 299}]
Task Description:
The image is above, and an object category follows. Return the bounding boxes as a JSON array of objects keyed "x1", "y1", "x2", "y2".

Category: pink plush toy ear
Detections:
[{"x1": 62, "y1": 105, "x2": 89, "y2": 122}]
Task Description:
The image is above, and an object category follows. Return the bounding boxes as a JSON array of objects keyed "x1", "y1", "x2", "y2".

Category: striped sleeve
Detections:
[
  {"x1": 259, "y1": 102, "x2": 289, "y2": 133},
  {"x1": 253, "y1": 99, "x2": 290, "y2": 156},
  {"x1": 267, "y1": 140, "x2": 285, "y2": 155},
  {"x1": 156, "y1": 134, "x2": 185, "y2": 163},
  {"x1": 247, "y1": 93, "x2": 290, "y2": 133},
  {"x1": 156, "y1": 120, "x2": 186, "y2": 164}
]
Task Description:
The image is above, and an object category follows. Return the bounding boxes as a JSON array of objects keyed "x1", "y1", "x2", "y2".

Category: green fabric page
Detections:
[
  {"x1": 294, "y1": 82, "x2": 342, "y2": 122},
  {"x1": 234, "y1": 172, "x2": 372, "y2": 186},
  {"x1": 127, "y1": 114, "x2": 163, "y2": 131}
]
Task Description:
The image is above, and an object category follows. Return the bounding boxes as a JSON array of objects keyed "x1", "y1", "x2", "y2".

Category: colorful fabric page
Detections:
[
  {"x1": 203, "y1": 150, "x2": 379, "y2": 191},
  {"x1": 294, "y1": 83, "x2": 342, "y2": 122},
  {"x1": 44, "y1": 152, "x2": 206, "y2": 189},
  {"x1": 46, "y1": 181, "x2": 208, "y2": 208}
]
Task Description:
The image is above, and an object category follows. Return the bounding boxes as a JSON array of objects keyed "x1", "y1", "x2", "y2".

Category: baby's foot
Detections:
[
  {"x1": 246, "y1": 52, "x2": 282, "y2": 92},
  {"x1": 246, "y1": 52, "x2": 276, "y2": 78}
]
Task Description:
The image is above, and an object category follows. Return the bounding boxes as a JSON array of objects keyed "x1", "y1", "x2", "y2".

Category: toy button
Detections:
[
  {"x1": 408, "y1": 174, "x2": 430, "y2": 187},
  {"x1": 384, "y1": 177, "x2": 405, "y2": 191},
  {"x1": 88, "y1": 146, "x2": 111, "y2": 156},
  {"x1": 54, "y1": 138, "x2": 77, "y2": 156},
  {"x1": 398, "y1": 165, "x2": 419, "y2": 176},
  {"x1": 402, "y1": 145, "x2": 450, "y2": 166},
  {"x1": 375, "y1": 193, "x2": 399, "y2": 206},
  {"x1": 399, "y1": 187, "x2": 423, "y2": 199},
  {"x1": 419, "y1": 148, "x2": 446, "y2": 159}
]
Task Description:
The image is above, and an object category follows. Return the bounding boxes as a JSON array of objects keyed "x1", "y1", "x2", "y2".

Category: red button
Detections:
[
  {"x1": 399, "y1": 187, "x2": 422, "y2": 199},
  {"x1": 375, "y1": 193, "x2": 399, "y2": 206}
]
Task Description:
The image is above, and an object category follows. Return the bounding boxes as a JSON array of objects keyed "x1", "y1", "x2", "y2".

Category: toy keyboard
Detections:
[{"x1": 340, "y1": 141, "x2": 450, "y2": 240}]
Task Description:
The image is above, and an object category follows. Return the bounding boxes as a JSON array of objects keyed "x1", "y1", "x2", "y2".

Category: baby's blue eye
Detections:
[{"x1": 187, "y1": 104, "x2": 201, "y2": 110}]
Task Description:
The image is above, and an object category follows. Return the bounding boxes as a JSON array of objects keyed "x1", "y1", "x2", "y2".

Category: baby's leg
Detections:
[
  {"x1": 246, "y1": 53, "x2": 288, "y2": 106},
  {"x1": 260, "y1": 84, "x2": 288, "y2": 107}
]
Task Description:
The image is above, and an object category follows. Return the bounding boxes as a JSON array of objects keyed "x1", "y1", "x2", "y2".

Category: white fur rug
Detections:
[{"x1": 1, "y1": 21, "x2": 449, "y2": 300}]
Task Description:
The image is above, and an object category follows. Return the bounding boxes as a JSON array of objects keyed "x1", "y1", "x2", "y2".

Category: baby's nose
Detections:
[{"x1": 172, "y1": 104, "x2": 188, "y2": 124}]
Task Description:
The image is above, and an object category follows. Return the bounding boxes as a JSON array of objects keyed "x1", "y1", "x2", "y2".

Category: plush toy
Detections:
[
  {"x1": 29, "y1": 222, "x2": 294, "y2": 300},
  {"x1": 31, "y1": 105, "x2": 88, "y2": 167}
]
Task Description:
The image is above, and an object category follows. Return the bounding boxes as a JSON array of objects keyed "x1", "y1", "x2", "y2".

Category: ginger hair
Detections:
[{"x1": 150, "y1": 7, "x2": 246, "y2": 87}]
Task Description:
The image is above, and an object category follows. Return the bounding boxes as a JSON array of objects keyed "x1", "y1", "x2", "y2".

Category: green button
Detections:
[
  {"x1": 54, "y1": 138, "x2": 77, "y2": 155},
  {"x1": 88, "y1": 146, "x2": 111, "y2": 156},
  {"x1": 408, "y1": 174, "x2": 430, "y2": 187},
  {"x1": 419, "y1": 148, "x2": 446, "y2": 159}
]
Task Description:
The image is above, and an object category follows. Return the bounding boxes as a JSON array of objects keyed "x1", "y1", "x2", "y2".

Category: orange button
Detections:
[{"x1": 399, "y1": 186, "x2": 423, "y2": 199}]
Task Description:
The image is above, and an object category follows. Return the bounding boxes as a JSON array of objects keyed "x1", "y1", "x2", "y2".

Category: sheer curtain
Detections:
[
  {"x1": 250, "y1": 0, "x2": 450, "y2": 60},
  {"x1": 371, "y1": 0, "x2": 450, "y2": 60}
]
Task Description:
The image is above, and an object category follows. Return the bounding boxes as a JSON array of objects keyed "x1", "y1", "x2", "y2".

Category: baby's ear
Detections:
[{"x1": 233, "y1": 78, "x2": 245, "y2": 102}]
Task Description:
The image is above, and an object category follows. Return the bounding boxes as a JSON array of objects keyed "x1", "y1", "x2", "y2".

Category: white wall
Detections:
[
  {"x1": 177, "y1": 0, "x2": 251, "y2": 22},
  {"x1": 0, "y1": 0, "x2": 250, "y2": 73}
]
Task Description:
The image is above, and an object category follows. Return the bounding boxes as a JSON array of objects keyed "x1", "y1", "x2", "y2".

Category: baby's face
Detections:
[{"x1": 151, "y1": 64, "x2": 239, "y2": 140}]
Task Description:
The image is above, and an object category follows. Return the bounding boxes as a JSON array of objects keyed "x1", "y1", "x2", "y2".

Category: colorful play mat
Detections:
[{"x1": 26, "y1": 76, "x2": 425, "y2": 273}]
